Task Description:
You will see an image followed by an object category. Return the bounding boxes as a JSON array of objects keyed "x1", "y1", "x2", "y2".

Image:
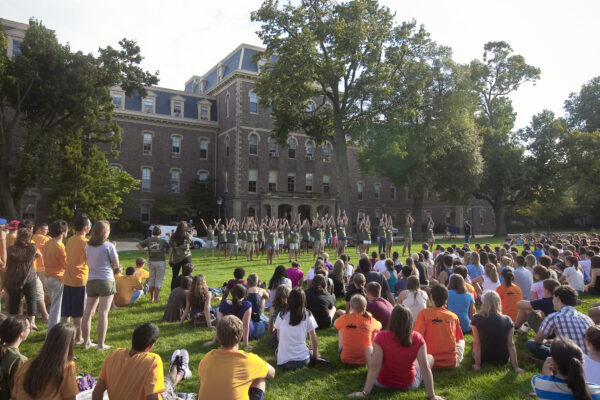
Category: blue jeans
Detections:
[
  {"x1": 526, "y1": 340, "x2": 550, "y2": 360},
  {"x1": 378, "y1": 237, "x2": 386, "y2": 254},
  {"x1": 129, "y1": 289, "x2": 144, "y2": 304},
  {"x1": 279, "y1": 358, "x2": 310, "y2": 370},
  {"x1": 465, "y1": 233, "x2": 470, "y2": 243},
  {"x1": 250, "y1": 319, "x2": 268, "y2": 340}
]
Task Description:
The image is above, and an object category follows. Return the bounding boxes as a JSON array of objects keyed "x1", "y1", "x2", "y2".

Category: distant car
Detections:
[{"x1": 147, "y1": 225, "x2": 206, "y2": 249}]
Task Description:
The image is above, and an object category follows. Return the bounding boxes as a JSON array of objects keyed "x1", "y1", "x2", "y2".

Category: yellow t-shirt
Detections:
[
  {"x1": 41, "y1": 239, "x2": 66, "y2": 280},
  {"x1": 12, "y1": 359, "x2": 79, "y2": 400},
  {"x1": 6, "y1": 232, "x2": 16, "y2": 248},
  {"x1": 114, "y1": 275, "x2": 143, "y2": 307},
  {"x1": 63, "y1": 234, "x2": 89, "y2": 287},
  {"x1": 32, "y1": 234, "x2": 49, "y2": 272},
  {"x1": 134, "y1": 267, "x2": 149, "y2": 283},
  {"x1": 198, "y1": 349, "x2": 269, "y2": 400},
  {"x1": 98, "y1": 348, "x2": 165, "y2": 400}
]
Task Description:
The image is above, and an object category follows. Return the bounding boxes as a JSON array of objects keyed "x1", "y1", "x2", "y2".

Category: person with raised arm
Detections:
[
  {"x1": 402, "y1": 213, "x2": 414, "y2": 257},
  {"x1": 200, "y1": 218, "x2": 218, "y2": 258},
  {"x1": 337, "y1": 210, "x2": 348, "y2": 257}
]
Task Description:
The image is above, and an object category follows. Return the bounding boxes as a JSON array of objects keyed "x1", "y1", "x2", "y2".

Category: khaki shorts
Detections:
[
  {"x1": 148, "y1": 261, "x2": 166, "y2": 288},
  {"x1": 314, "y1": 240, "x2": 324, "y2": 254},
  {"x1": 86, "y1": 280, "x2": 116, "y2": 297}
]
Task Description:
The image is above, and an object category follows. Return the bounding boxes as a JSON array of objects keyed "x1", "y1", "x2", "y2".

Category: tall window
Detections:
[
  {"x1": 444, "y1": 209, "x2": 452, "y2": 225},
  {"x1": 198, "y1": 170, "x2": 208, "y2": 182},
  {"x1": 143, "y1": 98, "x2": 154, "y2": 113},
  {"x1": 248, "y1": 169, "x2": 258, "y2": 193},
  {"x1": 357, "y1": 182, "x2": 364, "y2": 201},
  {"x1": 141, "y1": 168, "x2": 151, "y2": 192},
  {"x1": 173, "y1": 101, "x2": 183, "y2": 117},
  {"x1": 171, "y1": 136, "x2": 181, "y2": 157},
  {"x1": 170, "y1": 170, "x2": 180, "y2": 193},
  {"x1": 269, "y1": 138, "x2": 278, "y2": 157},
  {"x1": 305, "y1": 141, "x2": 313, "y2": 160},
  {"x1": 199, "y1": 139, "x2": 208, "y2": 159},
  {"x1": 200, "y1": 105, "x2": 209, "y2": 121},
  {"x1": 140, "y1": 204, "x2": 150, "y2": 223},
  {"x1": 225, "y1": 136, "x2": 230, "y2": 157},
  {"x1": 249, "y1": 91, "x2": 258, "y2": 114},
  {"x1": 374, "y1": 183, "x2": 381, "y2": 201},
  {"x1": 248, "y1": 206, "x2": 256, "y2": 218},
  {"x1": 390, "y1": 185, "x2": 396, "y2": 200},
  {"x1": 479, "y1": 209, "x2": 485, "y2": 225},
  {"x1": 288, "y1": 138, "x2": 296, "y2": 159},
  {"x1": 305, "y1": 173, "x2": 313, "y2": 192},
  {"x1": 268, "y1": 170, "x2": 277, "y2": 192},
  {"x1": 142, "y1": 133, "x2": 152, "y2": 155},
  {"x1": 112, "y1": 93, "x2": 123, "y2": 109},
  {"x1": 323, "y1": 175, "x2": 330, "y2": 193},
  {"x1": 287, "y1": 173, "x2": 295, "y2": 193},
  {"x1": 225, "y1": 93, "x2": 230, "y2": 118},
  {"x1": 249, "y1": 134, "x2": 258, "y2": 155},
  {"x1": 322, "y1": 143, "x2": 331, "y2": 162}
]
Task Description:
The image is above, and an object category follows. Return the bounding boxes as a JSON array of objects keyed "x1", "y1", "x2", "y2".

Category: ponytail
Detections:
[
  {"x1": 486, "y1": 263, "x2": 498, "y2": 283},
  {"x1": 230, "y1": 284, "x2": 246, "y2": 315},
  {"x1": 567, "y1": 358, "x2": 592, "y2": 400},
  {"x1": 502, "y1": 268, "x2": 514, "y2": 288}
]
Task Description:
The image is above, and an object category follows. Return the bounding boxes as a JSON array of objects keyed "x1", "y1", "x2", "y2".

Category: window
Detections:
[
  {"x1": 249, "y1": 134, "x2": 258, "y2": 155},
  {"x1": 305, "y1": 141, "x2": 313, "y2": 160},
  {"x1": 287, "y1": 173, "x2": 295, "y2": 192},
  {"x1": 172, "y1": 136, "x2": 181, "y2": 157},
  {"x1": 225, "y1": 93, "x2": 230, "y2": 118},
  {"x1": 444, "y1": 209, "x2": 452, "y2": 225},
  {"x1": 323, "y1": 175, "x2": 330, "y2": 193},
  {"x1": 141, "y1": 168, "x2": 151, "y2": 192},
  {"x1": 269, "y1": 138, "x2": 278, "y2": 157},
  {"x1": 109, "y1": 164, "x2": 122, "y2": 170},
  {"x1": 112, "y1": 93, "x2": 123, "y2": 109},
  {"x1": 390, "y1": 185, "x2": 396, "y2": 200},
  {"x1": 199, "y1": 138, "x2": 208, "y2": 159},
  {"x1": 288, "y1": 138, "x2": 296, "y2": 159},
  {"x1": 140, "y1": 204, "x2": 150, "y2": 223},
  {"x1": 248, "y1": 169, "x2": 258, "y2": 193},
  {"x1": 173, "y1": 101, "x2": 183, "y2": 117},
  {"x1": 198, "y1": 170, "x2": 209, "y2": 182},
  {"x1": 248, "y1": 206, "x2": 256, "y2": 218},
  {"x1": 197, "y1": 100, "x2": 212, "y2": 121},
  {"x1": 12, "y1": 40, "x2": 22, "y2": 57},
  {"x1": 170, "y1": 170, "x2": 180, "y2": 193},
  {"x1": 143, "y1": 98, "x2": 154, "y2": 113},
  {"x1": 249, "y1": 91, "x2": 258, "y2": 114},
  {"x1": 322, "y1": 143, "x2": 331, "y2": 162},
  {"x1": 142, "y1": 132, "x2": 152, "y2": 155},
  {"x1": 225, "y1": 136, "x2": 230, "y2": 157},
  {"x1": 200, "y1": 105, "x2": 209, "y2": 121},
  {"x1": 224, "y1": 171, "x2": 229, "y2": 193},
  {"x1": 374, "y1": 183, "x2": 381, "y2": 201},
  {"x1": 257, "y1": 58, "x2": 267, "y2": 73},
  {"x1": 268, "y1": 170, "x2": 277, "y2": 192},
  {"x1": 479, "y1": 209, "x2": 486, "y2": 225},
  {"x1": 111, "y1": 130, "x2": 121, "y2": 152},
  {"x1": 305, "y1": 173, "x2": 313, "y2": 192},
  {"x1": 357, "y1": 182, "x2": 364, "y2": 201},
  {"x1": 305, "y1": 101, "x2": 314, "y2": 114}
]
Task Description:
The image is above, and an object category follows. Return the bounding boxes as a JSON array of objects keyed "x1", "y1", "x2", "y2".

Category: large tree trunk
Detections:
[
  {"x1": 0, "y1": 169, "x2": 19, "y2": 219},
  {"x1": 413, "y1": 192, "x2": 425, "y2": 241},
  {"x1": 494, "y1": 197, "x2": 507, "y2": 237},
  {"x1": 333, "y1": 115, "x2": 351, "y2": 229}
]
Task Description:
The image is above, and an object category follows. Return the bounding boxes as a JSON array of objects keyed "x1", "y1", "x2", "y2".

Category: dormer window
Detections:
[
  {"x1": 197, "y1": 100, "x2": 212, "y2": 121},
  {"x1": 170, "y1": 95, "x2": 186, "y2": 118},
  {"x1": 142, "y1": 92, "x2": 156, "y2": 114},
  {"x1": 217, "y1": 64, "x2": 226, "y2": 81},
  {"x1": 112, "y1": 92, "x2": 123, "y2": 110}
]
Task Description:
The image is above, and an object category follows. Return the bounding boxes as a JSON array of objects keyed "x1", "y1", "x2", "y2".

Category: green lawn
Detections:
[{"x1": 19, "y1": 238, "x2": 600, "y2": 399}]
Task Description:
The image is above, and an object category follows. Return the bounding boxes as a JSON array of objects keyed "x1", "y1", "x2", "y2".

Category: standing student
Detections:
[
  {"x1": 31, "y1": 223, "x2": 49, "y2": 323},
  {"x1": 61, "y1": 216, "x2": 90, "y2": 344},
  {"x1": 0, "y1": 315, "x2": 30, "y2": 400},
  {"x1": 426, "y1": 217, "x2": 435, "y2": 251},
  {"x1": 82, "y1": 220, "x2": 118, "y2": 350},
  {"x1": 137, "y1": 225, "x2": 169, "y2": 303},
  {"x1": 200, "y1": 218, "x2": 218, "y2": 258},
  {"x1": 402, "y1": 213, "x2": 414, "y2": 257},
  {"x1": 42, "y1": 220, "x2": 68, "y2": 333},
  {"x1": 168, "y1": 221, "x2": 193, "y2": 291}
]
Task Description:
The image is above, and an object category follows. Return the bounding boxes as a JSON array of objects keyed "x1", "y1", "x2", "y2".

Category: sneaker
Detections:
[
  {"x1": 179, "y1": 349, "x2": 192, "y2": 379},
  {"x1": 170, "y1": 349, "x2": 181, "y2": 370},
  {"x1": 517, "y1": 323, "x2": 530, "y2": 334}
]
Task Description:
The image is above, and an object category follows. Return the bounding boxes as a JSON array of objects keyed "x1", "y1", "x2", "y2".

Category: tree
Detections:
[
  {"x1": 0, "y1": 20, "x2": 158, "y2": 219},
  {"x1": 251, "y1": 0, "x2": 395, "y2": 220},
  {"x1": 564, "y1": 76, "x2": 600, "y2": 133},
  {"x1": 359, "y1": 26, "x2": 482, "y2": 236},
  {"x1": 469, "y1": 41, "x2": 540, "y2": 235},
  {"x1": 186, "y1": 179, "x2": 218, "y2": 222}
]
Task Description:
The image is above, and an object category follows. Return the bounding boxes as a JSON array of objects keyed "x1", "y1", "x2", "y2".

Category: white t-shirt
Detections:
[
  {"x1": 563, "y1": 266, "x2": 584, "y2": 292},
  {"x1": 345, "y1": 264, "x2": 354, "y2": 278},
  {"x1": 481, "y1": 275, "x2": 500, "y2": 301},
  {"x1": 401, "y1": 289, "x2": 428, "y2": 320},
  {"x1": 580, "y1": 259, "x2": 592, "y2": 281},
  {"x1": 86, "y1": 242, "x2": 118, "y2": 281},
  {"x1": 584, "y1": 354, "x2": 600, "y2": 385},
  {"x1": 306, "y1": 268, "x2": 316, "y2": 281},
  {"x1": 274, "y1": 311, "x2": 319, "y2": 365},
  {"x1": 373, "y1": 259, "x2": 387, "y2": 274}
]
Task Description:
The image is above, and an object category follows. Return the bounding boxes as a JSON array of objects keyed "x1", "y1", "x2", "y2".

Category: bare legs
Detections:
[{"x1": 82, "y1": 294, "x2": 114, "y2": 350}]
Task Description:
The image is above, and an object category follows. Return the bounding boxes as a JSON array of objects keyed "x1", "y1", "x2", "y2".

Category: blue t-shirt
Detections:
[
  {"x1": 532, "y1": 249, "x2": 544, "y2": 262},
  {"x1": 530, "y1": 297, "x2": 555, "y2": 317},
  {"x1": 514, "y1": 267, "x2": 533, "y2": 301},
  {"x1": 219, "y1": 299, "x2": 254, "y2": 337},
  {"x1": 447, "y1": 290, "x2": 474, "y2": 333},
  {"x1": 467, "y1": 264, "x2": 484, "y2": 280}
]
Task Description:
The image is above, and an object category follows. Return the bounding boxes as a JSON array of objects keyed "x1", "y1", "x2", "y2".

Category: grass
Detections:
[{"x1": 19, "y1": 237, "x2": 600, "y2": 399}]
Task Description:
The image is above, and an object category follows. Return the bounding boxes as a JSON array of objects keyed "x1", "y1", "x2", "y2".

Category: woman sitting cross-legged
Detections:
[
  {"x1": 471, "y1": 291, "x2": 523, "y2": 373},
  {"x1": 348, "y1": 304, "x2": 444, "y2": 399},
  {"x1": 179, "y1": 275, "x2": 214, "y2": 328},
  {"x1": 335, "y1": 295, "x2": 381, "y2": 366}
]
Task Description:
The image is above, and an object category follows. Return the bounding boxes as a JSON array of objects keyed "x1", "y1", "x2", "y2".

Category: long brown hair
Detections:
[
  {"x1": 388, "y1": 304, "x2": 413, "y2": 346},
  {"x1": 448, "y1": 274, "x2": 467, "y2": 294},
  {"x1": 23, "y1": 323, "x2": 76, "y2": 397},
  {"x1": 189, "y1": 274, "x2": 210, "y2": 310},
  {"x1": 173, "y1": 221, "x2": 188, "y2": 246},
  {"x1": 88, "y1": 220, "x2": 110, "y2": 247},
  {"x1": 550, "y1": 338, "x2": 592, "y2": 400},
  {"x1": 15, "y1": 228, "x2": 33, "y2": 248},
  {"x1": 0, "y1": 315, "x2": 29, "y2": 361}
]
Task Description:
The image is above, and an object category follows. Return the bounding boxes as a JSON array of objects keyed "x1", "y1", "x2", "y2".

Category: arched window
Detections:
[
  {"x1": 288, "y1": 137, "x2": 297, "y2": 159},
  {"x1": 225, "y1": 92, "x2": 230, "y2": 118},
  {"x1": 322, "y1": 142, "x2": 331, "y2": 162},
  {"x1": 249, "y1": 133, "x2": 258, "y2": 155},
  {"x1": 249, "y1": 91, "x2": 258, "y2": 114},
  {"x1": 305, "y1": 141, "x2": 314, "y2": 160}
]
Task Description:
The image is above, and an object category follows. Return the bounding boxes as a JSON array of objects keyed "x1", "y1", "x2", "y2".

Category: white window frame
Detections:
[
  {"x1": 111, "y1": 90, "x2": 124, "y2": 110},
  {"x1": 197, "y1": 170, "x2": 209, "y2": 183},
  {"x1": 199, "y1": 137, "x2": 209, "y2": 160},
  {"x1": 171, "y1": 134, "x2": 182, "y2": 158},
  {"x1": 170, "y1": 168, "x2": 181, "y2": 194},
  {"x1": 305, "y1": 173, "x2": 313, "y2": 192},
  {"x1": 142, "y1": 92, "x2": 156, "y2": 114},
  {"x1": 197, "y1": 99, "x2": 212, "y2": 121},
  {"x1": 249, "y1": 91, "x2": 258, "y2": 114},
  {"x1": 248, "y1": 169, "x2": 258, "y2": 193},
  {"x1": 288, "y1": 137, "x2": 297, "y2": 159},
  {"x1": 268, "y1": 170, "x2": 277, "y2": 192},
  {"x1": 357, "y1": 182, "x2": 364, "y2": 201},
  {"x1": 225, "y1": 92, "x2": 230, "y2": 118},
  {"x1": 305, "y1": 100, "x2": 315, "y2": 114},
  {"x1": 323, "y1": 175, "x2": 330, "y2": 193},
  {"x1": 170, "y1": 95, "x2": 186, "y2": 118},
  {"x1": 268, "y1": 137, "x2": 278, "y2": 157},
  {"x1": 305, "y1": 140, "x2": 314, "y2": 160},
  {"x1": 141, "y1": 166, "x2": 153, "y2": 192},
  {"x1": 140, "y1": 203, "x2": 151, "y2": 223},
  {"x1": 142, "y1": 131, "x2": 153, "y2": 155},
  {"x1": 390, "y1": 185, "x2": 396, "y2": 200},
  {"x1": 287, "y1": 172, "x2": 295, "y2": 193},
  {"x1": 322, "y1": 142, "x2": 332, "y2": 162},
  {"x1": 249, "y1": 133, "x2": 259, "y2": 156},
  {"x1": 374, "y1": 183, "x2": 381, "y2": 201}
]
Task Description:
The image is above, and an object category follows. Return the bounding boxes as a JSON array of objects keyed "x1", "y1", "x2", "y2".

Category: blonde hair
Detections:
[
  {"x1": 525, "y1": 254, "x2": 536, "y2": 268},
  {"x1": 481, "y1": 291, "x2": 502, "y2": 317},
  {"x1": 500, "y1": 256, "x2": 513, "y2": 267},
  {"x1": 88, "y1": 220, "x2": 110, "y2": 247},
  {"x1": 349, "y1": 294, "x2": 371, "y2": 318},
  {"x1": 469, "y1": 252, "x2": 480, "y2": 266},
  {"x1": 246, "y1": 273, "x2": 259, "y2": 287},
  {"x1": 485, "y1": 263, "x2": 499, "y2": 283}
]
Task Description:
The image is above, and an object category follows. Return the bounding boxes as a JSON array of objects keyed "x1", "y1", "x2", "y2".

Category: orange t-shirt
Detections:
[
  {"x1": 6, "y1": 232, "x2": 16, "y2": 248},
  {"x1": 466, "y1": 282, "x2": 477, "y2": 314},
  {"x1": 63, "y1": 234, "x2": 89, "y2": 287},
  {"x1": 12, "y1": 359, "x2": 79, "y2": 400},
  {"x1": 496, "y1": 283, "x2": 523, "y2": 322},
  {"x1": 98, "y1": 348, "x2": 165, "y2": 400},
  {"x1": 41, "y1": 239, "x2": 66, "y2": 280},
  {"x1": 334, "y1": 313, "x2": 382, "y2": 365},
  {"x1": 413, "y1": 307, "x2": 464, "y2": 369},
  {"x1": 114, "y1": 275, "x2": 143, "y2": 307},
  {"x1": 32, "y1": 234, "x2": 49, "y2": 272}
]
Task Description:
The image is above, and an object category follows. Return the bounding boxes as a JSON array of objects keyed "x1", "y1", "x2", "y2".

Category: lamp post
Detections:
[{"x1": 217, "y1": 196, "x2": 223, "y2": 220}]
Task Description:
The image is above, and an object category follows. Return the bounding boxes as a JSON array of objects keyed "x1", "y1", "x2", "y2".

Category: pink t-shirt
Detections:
[
  {"x1": 286, "y1": 268, "x2": 304, "y2": 288},
  {"x1": 374, "y1": 330, "x2": 425, "y2": 388}
]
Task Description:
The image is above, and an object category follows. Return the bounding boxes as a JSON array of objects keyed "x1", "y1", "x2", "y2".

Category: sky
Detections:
[{"x1": 4, "y1": 0, "x2": 599, "y2": 130}]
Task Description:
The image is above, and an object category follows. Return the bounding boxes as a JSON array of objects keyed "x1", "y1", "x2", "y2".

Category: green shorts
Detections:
[{"x1": 86, "y1": 279, "x2": 116, "y2": 297}]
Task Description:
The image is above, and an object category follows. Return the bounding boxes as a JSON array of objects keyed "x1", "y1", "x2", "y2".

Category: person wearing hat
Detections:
[{"x1": 6, "y1": 220, "x2": 19, "y2": 248}]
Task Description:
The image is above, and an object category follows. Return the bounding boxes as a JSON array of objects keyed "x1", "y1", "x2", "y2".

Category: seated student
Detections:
[
  {"x1": 134, "y1": 257, "x2": 150, "y2": 286},
  {"x1": 268, "y1": 285, "x2": 291, "y2": 348},
  {"x1": 354, "y1": 257, "x2": 395, "y2": 304},
  {"x1": 337, "y1": 273, "x2": 367, "y2": 316},
  {"x1": 305, "y1": 275, "x2": 336, "y2": 329},
  {"x1": 561, "y1": 255, "x2": 585, "y2": 296},
  {"x1": 286, "y1": 261, "x2": 304, "y2": 288},
  {"x1": 12, "y1": 323, "x2": 79, "y2": 400},
  {"x1": 348, "y1": 305, "x2": 443, "y2": 399},
  {"x1": 447, "y1": 274, "x2": 475, "y2": 334},
  {"x1": 532, "y1": 243, "x2": 544, "y2": 261},
  {"x1": 513, "y1": 255, "x2": 533, "y2": 301},
  {"x1": 246, "y1": 274, "x2": 269, "y2": 333},
  {"x1": 0, "y1": 315, "x2": 30, "y2": 400},
  {"x1": 365, "y1": 282, "x2": 393, "y2": 330},
  {"x1": 306, "y1": 259, "x2": 326, "y2": 289},
  {"x1": 584, "y1": 255, "x2": 600, "y2": 295},
  {"x1": 180, "y1": 275, "x2": 214, "y2": 328},
  {"x1": 531, "y1": 338, "x2": 600, "y2": 399},
  {"x1": 414, "y1": 284, "x2": 465, "y2": 369},
  {"x1": 514, "y1": 279, "x2": 560, "y2": 334},
  {"x1": 584, "y1": 325, "x2": 600, "y2": 385},
  {"x1": 163, "y1": 276, "x2": 191, "y2": 322},
  {"x1": 495, "y1": 268, "x2": 523, "y2": 323},
  {"x1": 471, "y1": 291, "x2": 523, "y2": 373},
  {"x1": 436, "y1": 255, "x2": 454, "y2": 286},
  {"x1": 93, "y1": 322, "x2": 173, "y2": 400},
  {"x1": 223, "y1": 267, "x2": 247, "y2": 299},
  {"x1": 393, "y1": 265, "x2": 413, "y2": 296},
  {"x1": 274, "y1": 288, "x2": 319, "y2": 370},
  {"x1": 198, "y1": 315, "x2": 275, "y2": 400},
  {"x1": 526, "y1": 286, "x2": 594, "y2": 361},
  {"x1": 170, "y1": 263, "x2": 194, "y2": 293},
  {"x1": 114, "y1": 267, "x2": 144, "y2": 308},
  {"x1": 314, "y1": 266, "x2": 335, "y2": 296},
  {"x1": 453, "y1": 265, "x2": 477, "y2": 313},
  {"x1": 397, "y1": 276, "x2": 429, "y2": 324},
  {"x1": 335, "y1": 295, "x2": 381, "y2": 366},
  {"x1": 531, "y1": 265, "x2": 551, "y2": 300},
  {"x1": 472, "y1": 263, "x2": 500, "y2": 300}
]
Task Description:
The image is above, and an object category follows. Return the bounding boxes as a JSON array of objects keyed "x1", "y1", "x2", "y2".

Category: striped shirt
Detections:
[
  {"x1": 539, "y1": 306, "x2": 594, "y2": 353},
  {"x1": 532, "y1": 374, "x2": 600, "y2": 399}
]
